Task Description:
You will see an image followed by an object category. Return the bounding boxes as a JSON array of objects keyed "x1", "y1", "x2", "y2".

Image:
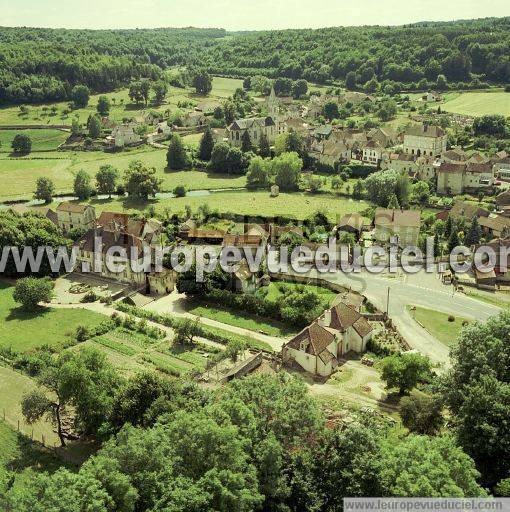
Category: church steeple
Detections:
[{"x1": 268, "y1": 85, "x2": 278, "y2": 116}]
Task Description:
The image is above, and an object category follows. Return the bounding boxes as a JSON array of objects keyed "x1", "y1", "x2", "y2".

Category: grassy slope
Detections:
[
  {"x1": 0, "y1": 282, "x2": 105, "y2": 352},
  {"x1": 187, "y1": 302, "x2": 295, "y2": 337},
  {"x1": 408, "y1": 305, "x2": 469, "y2": 347},
  {"x1": 442, "y1": 90, "x2": 510, "y2": 117},
  {"x1": 0, "y1": 129, "x2": 68, "y2": 152},
  {"x1": 0, "y1": 77, "x2": 242, "y2": 126}
]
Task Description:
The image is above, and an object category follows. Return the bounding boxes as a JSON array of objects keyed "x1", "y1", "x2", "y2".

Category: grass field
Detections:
[
  {"x1": 408, "y1": 306, "x2": 469, "y2": 347},
  {"x1": 0, "y1": 282, "x2": 105, "y2": 352},
  {"x1": 0, "y1": 366, "x2": 61, "y2": 446},
  {"x1": 80, "y1": 190, "x2": 370, "y2": 222},
  {"x1": 0, "y1": 129, "x2": 68, "y2": 152},
  {"x1": 442, "y1": 90, "x2": 510, "y2": 117},
  {"x1": 0, "y1": 148, "x2": 247, "y2": 200},
  {"x1": 0, "y1": 77, "x2": 243, "y2": 127}
]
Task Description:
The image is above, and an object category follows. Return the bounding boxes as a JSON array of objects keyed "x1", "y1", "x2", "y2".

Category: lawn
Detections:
[
  {"x1": 0, "y1": 282, "x2": 105, "y2": 352},
  {"x1": 0, "y1": 129, "x2": 68, "y2": 152},
  {"x1": 442, "y1": 90, "x2": 510, "y2": 117},
  {"x1": 83, "y1": 190, "x2": 370, "y2": 222},
  {"x1": 187, "y1": 301, "x2": 295, "y2": 337},
  {"x1": 407, "y1": 305, "x2": 470, "y2": 347}
]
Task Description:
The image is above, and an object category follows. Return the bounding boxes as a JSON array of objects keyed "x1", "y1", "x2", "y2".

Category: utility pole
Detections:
[{"x1": 386, "y1": 287, "x2": 390, "y2": 315}]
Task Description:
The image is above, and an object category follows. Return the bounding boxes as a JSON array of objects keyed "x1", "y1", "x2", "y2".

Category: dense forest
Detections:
[{"x1": 0, "y1": 17, "x2": 509, "y2": 104}]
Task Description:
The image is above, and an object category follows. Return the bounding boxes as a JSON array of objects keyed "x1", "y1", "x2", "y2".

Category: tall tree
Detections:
[
  {"x1": 166, "y1": 134, "x2": 189, "y2": 170},
  {"x1": 258, "y1": 132, "x2": 271, "y2": 157},
  {"x1": 34, "y1": 176, "x2": 55, "y2": 204},
  {"x1": 73, "y1": 169, "x2": 93, "y2": 200},
  {"x1": 96, "y1": 95, "x2": 110, "y2": 116},
  {"x1": 192, "y1": 71, "x2": 213, "y2": 95},
  {"x1": 124, "y1": 160, "x2": 161, "y2": 199},
  {"x1": 241, "y1": 130, "x2": 252, "y2": 152},
  {"x1": 11, "y1": 134, "x2": 32, "y2": 155},
  {"x1": 71, "y1": 85, "x2": 90, "y2": 108},
  {"x1": 198, "y1": 127, "x2": 214, "y2": 161},
  {"x1": 95, "y1": 164, "x2": 119, "y2": 197}
]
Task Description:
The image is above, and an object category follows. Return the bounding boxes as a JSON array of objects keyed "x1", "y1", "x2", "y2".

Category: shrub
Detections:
[{"x1": 448, "y1": 315, "x2": 455, "y2": 322}]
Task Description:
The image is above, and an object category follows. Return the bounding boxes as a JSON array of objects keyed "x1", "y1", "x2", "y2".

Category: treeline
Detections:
[
  {"x1": 206, "y1": 18, "x2": 510, "y2": 86},
  {"x1": 0, "y1": 27, "x2": 225, "y2": 104},
  {"x1": 1, "y1": 18, "x2": 509, "y2": 105}
]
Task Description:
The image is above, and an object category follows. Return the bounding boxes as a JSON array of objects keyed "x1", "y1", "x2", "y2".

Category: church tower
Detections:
[{"x1": 267, "y1": 85, "x2": 279, "y2": 117}]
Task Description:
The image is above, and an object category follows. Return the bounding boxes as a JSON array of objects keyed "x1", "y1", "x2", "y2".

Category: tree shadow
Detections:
[{"x1": 5, "y1": 306, "x2": 51, "y2": 322}]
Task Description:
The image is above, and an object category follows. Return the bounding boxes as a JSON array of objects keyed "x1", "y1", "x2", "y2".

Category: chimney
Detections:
[{"x1": 319, "y1": 309, "x2": 332, "y2": 328}]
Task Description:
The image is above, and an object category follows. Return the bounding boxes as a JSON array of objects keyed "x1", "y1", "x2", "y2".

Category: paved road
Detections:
[{"x1": 286, "y1": 267, "x2": 501, "y2": 365}]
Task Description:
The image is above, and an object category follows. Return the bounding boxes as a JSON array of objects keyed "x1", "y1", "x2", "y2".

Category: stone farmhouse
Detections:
[
  {"x1": 56, "y1": 202, "x2": 96, "y2": 233},
  {"x1": 282, "y1": 301, "x2": 373, "y2": 377},
  {"x1": 437, "y1": 159, "x2": 494, "y2": 195},
  {"x1": 403, "y1": 123, "x2": 447, "y2": 157},
  {"x1": 105, "y1": 124, "x2": 141, "y2": 148},
  {"x1": 374, "y1": 209, "x2": 421, "y2": 247}
]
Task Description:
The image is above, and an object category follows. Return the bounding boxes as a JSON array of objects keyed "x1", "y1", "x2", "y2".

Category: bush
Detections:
[
  {"x1": 81, "y1": 291, "x2": 99, "y2": 303},
  {"x1": 448, "y1": 315, "x2": 455, "y2": 322},
  {"x1": 13, "y1": 277, "x2": 54, "y2": 310}
]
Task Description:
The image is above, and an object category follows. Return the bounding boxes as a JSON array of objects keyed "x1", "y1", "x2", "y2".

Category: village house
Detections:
[
  {"x1": 227, "y1": 259, "x2": 261, "y2": 293},
  {"x1": 74, "y1": 227, "x2": 146, "y2": 287},
  {"x1": 336, "y1": 213, "x2": 364, "y2": 239},
  {"x1": 436, "y1": 160, "x2": 495, "y2": 195},
  {"x1": 74, "y1": 224, "x2": 174, "y2": 294},
  {"x1": 435, "y1": 201, "x2": 490, "y2": 223},
  {"x1": 473, "y1": 238, "x2": 510, "y2": 284},
  {"x1": 282, "y1": 301, "x2": 373, "y2": 377},
  {"x1": 422, "y1": 91, "x2": 442, "y2": 102},
  {"x1": 105, "y1": 124, "x2": 141, "y2": 148},
  {"x1": 478, "y1": 214, "x2": 510, "y2": 239},
  {"x1": 374, "y1": 209, "x2": 421, "y2": 247},
  {"x1": 311, "y1": 138, "x2": 351, "y2": 168},
  {"x1": 496, "y1": 190, "x2": 510, "y2": 216},
  {"x1": 403, "y1": 123, "x2": 447, "y2": 157},
  {"x1": 96, "y1": 211, "x2": 164, "y2": 247},
  {"x1": 11, "y1": 204, "x2": 58, "y2": 225},
  {"x1": 367, "y1": 127, "x2": 397, "y2": 148},
  {"x1": 227, "y1": 117, "x2": 278, "y2": 147},
  {"x1": 222, "y1": 233, "x2": 266, "y2": 260},
  {"x1": 362, "y1": 139, "x2": 384, "y2": 165},
  {"x1": 56, "y1": 202, "x2": 96, "y2": 233},
  {"x1": 182, "y1": 111, "x2": 208, "y2": 128}
]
